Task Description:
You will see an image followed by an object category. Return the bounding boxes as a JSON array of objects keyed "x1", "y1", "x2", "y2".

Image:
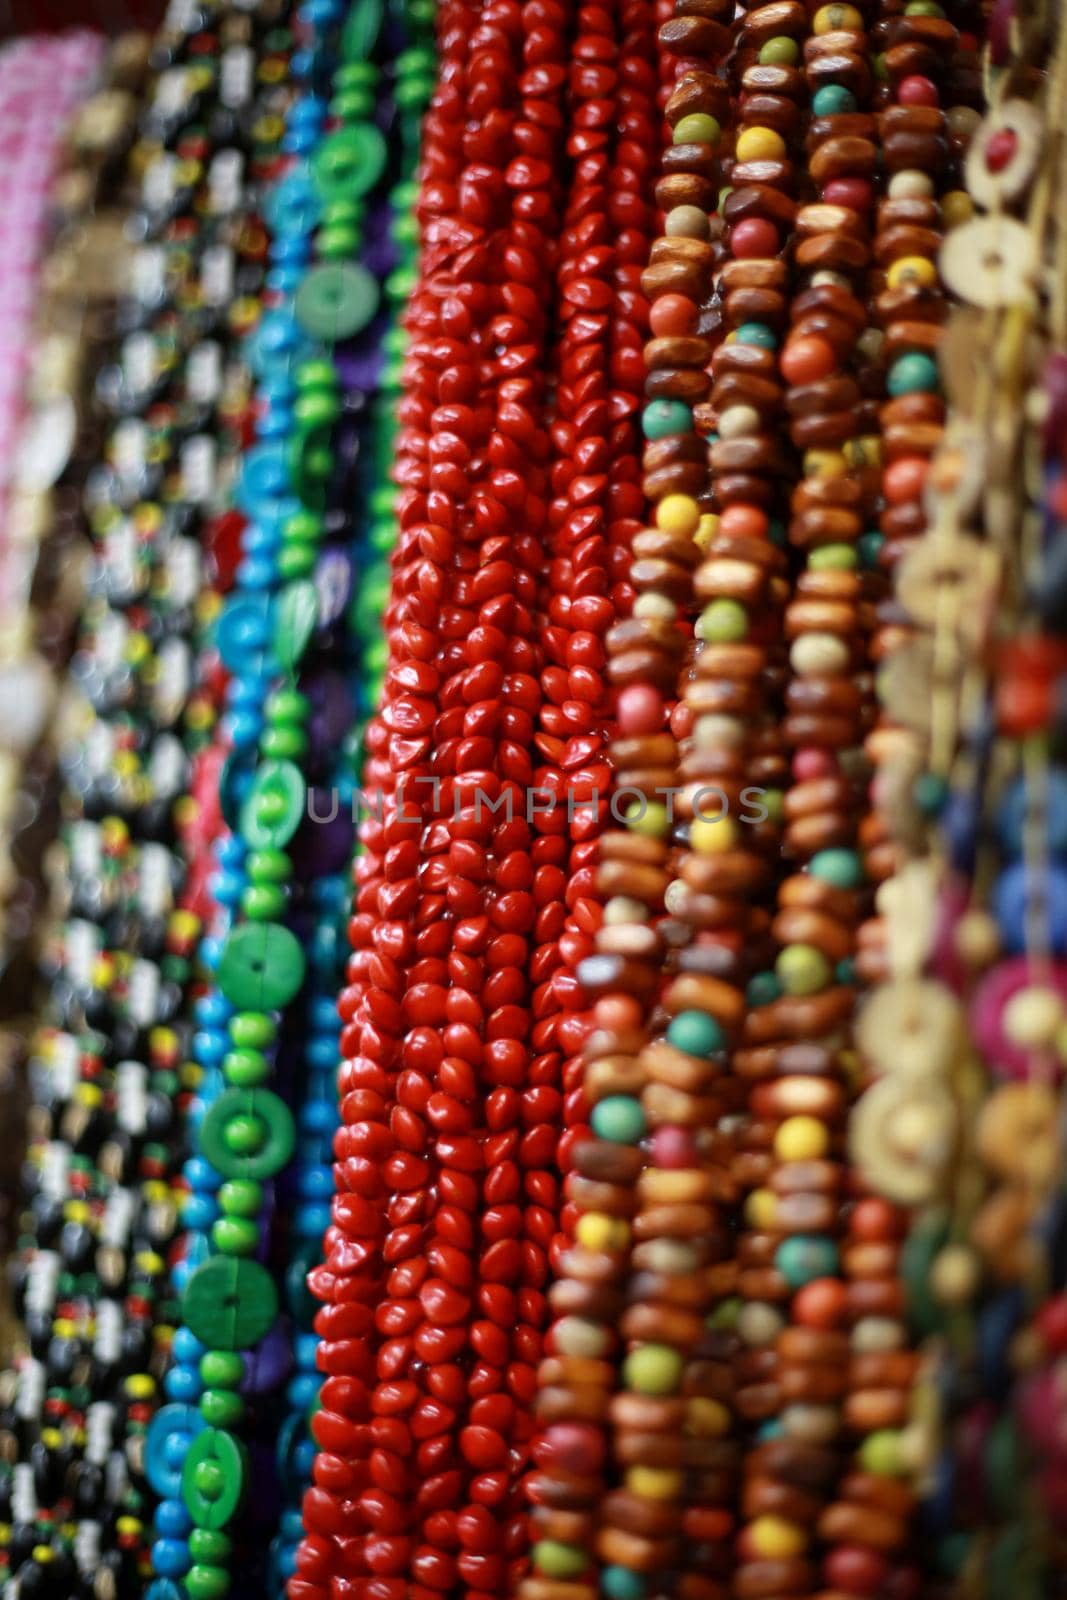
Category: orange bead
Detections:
[
  {"x1": 719, "y1": 503, "x2": 768, "y2": 539},
  {"x1": 792, "y1": 1275, "x2": 849, "y2": 1329},
  {"x1": 883, "y1": 454, "x2": 928, "y2": 504},
  {"x1": 595, "y1": 995, "x2": 643, "y2": 1030},
  {"x1": 650, "y1": 293, "x2": 699, "y2": 336},
  {"x1": 780, "y1": 335, "x2": 836, "y2": 385},
  {"x1": 850, "y1": 1197, "x2": 901, "y2": 1242}
]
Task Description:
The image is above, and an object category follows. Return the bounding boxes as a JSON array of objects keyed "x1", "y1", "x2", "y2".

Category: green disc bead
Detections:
[
  {"x1": 185, "y1": 1567, "x2": 230, "y2": 1600},
  {"x1": 189, "y1": 1530, "x2": 232, "y2": 1564},
  {"x1": 229, "y1": 1014, "x2": 276, "y2": 1051},
  {"x1": 623, "y1": 1343, "x2": 684, "y2": 1395},
  {"x1": 602, "y1": 1568, "x2": 645, "y2": 1600},
  {"x1": 809, "y1": 847, "x2": 863, "y2": 888},
  {"x1": 905, "y1": 0, "x2": 944, "y2": 13},
  {"x1": 240, "y1": 884, "x2": 286, "y2": 922},
  {"x1": 759, "y1": 35, "x2": 798, "y2": 63},
  {"x1": 761, "y1": 788, "x2": 784, "y2": 822},
  {"x1": 624, "y1": 801, "x2": 670, "y2": 838},
  {"x1": 261, "y1": 726, "x2": 308, "y2": 761},
  {"x1": 700, "y1": 598, "x2": 748, "y2": 641},
  {"x1": 734, "y1": 322, "x2": 777, "y2": 350},
  {"x1": 294, "y1": 387, "x2": 340, "y2": 427},
  {"x1": 809, "y1": 542, "x2": 857, "y2": 570},
  {"x1": 335, "y1": 61, "x2": 377, "y2": 87},
  {"x1": 218, "y1": 1179, "x2": 262, "y2": 1219},
  {"x1": 888, "y1": 352, "x2": 939, "y2": 396},
  {"x1": 194, "y1": 1458, "x2": 225, "y2": 1501},
  {"x1": 246, "y1": 849, "x2": 291, "y2": 885},
  {"x1": 672, "y1": 112, "x2": 720, "y2": 144},
  {"x1": 776, "y1": 943, "x2": 831, "y2": 997},
  {"x1": 223, "y1": 1115, "x2": 267, "y2": 1156},
  {"x1": 775, "y1": 1234, "x2": 840, "y2": 1288},
  {"x1": 317, "y1": 224, "x2": 360, "y2": 260},
  {"x1": 266, "y1": 689, "x2": 309, "y2": 727},
  {"x1": 532, "y1": 1542, "x2": 587, "y2": 1580},
  {"x1": 330, "y1": 88, "x2": 375, "y2": 121},
  {"x1": 860, "y1": 1429, "x2": 903, "y2": 1476},
  {"x1": 812, "y1": 84, "x2": 856, "y2": 114},
  {"x1": 200, "y1": 1389, "x2": 246, "y2": 1429},
  {"x1": 201, "y1": 1352, "x2": 245, "y2": 1389},
  {"x1": 212, "y1": 1217, "x2": 259, "y2": 1256},
  {"x1": 222, "y1": 1049, "x2": 269, "y2": 1088},
  {"x1": 642, "y1": 399, "x2": 692, "y2": 439},
  {"x1": 666, "y1": 1010, "x2": 724, "y2": 1057},
  {"x1": 295, "y1": 359, "x2": 337, "y2": 393},
  {"x1": 277, "y1": 544, "x2": 315, "y2": 579},
  {"x1": 708, "y1": 1295, "x2": 741, "y2": 1330},
  {"x1": 747, "y1": 972, "x2": 782, "y2": 1006},
  {"x1": 282, "y1": 509, "x2": 323, "y2": 544},
  {"x1": 590, "y1": 1095, "x2": 646, "y2": 1143}
]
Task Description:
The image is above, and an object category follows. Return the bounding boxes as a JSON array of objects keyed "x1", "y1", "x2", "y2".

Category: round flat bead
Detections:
[
  {"x1": 623, "y1": 1343, "x2": 684, "y2": 1395},
  {"x1": 184, "y1": 1256, "x2": 279, "y2": 1351},
  {"x1": 666, "y1": 1010, "x2": 724, "y2": 1056},
  {"x1": 216, "y1": 922, "x2": 307, "y2": 1011},
  {"x1": 673, "y1": 113, "x2": 720, "y2": 145},
  {"x1": 591, "y1": 1095, "x2": 647, "y2": 1143},
  {"x1": 776, "y1": 1235, "x2": 840, "y2": 1289},
  {"x1": 294, "y1": 261, "x2": 380, "y2": 341}
]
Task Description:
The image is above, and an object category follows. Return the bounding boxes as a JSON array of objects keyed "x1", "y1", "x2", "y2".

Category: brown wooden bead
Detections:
[
  {"x1": 655, "y1": 172, "x2": 718, "y2": 212},
  {"x1": 735, "y1": 1559, "x2": 817, "y2": 1598}
]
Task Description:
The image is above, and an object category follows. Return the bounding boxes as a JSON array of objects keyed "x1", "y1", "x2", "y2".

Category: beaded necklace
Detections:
[
  {"x1": 0, "y1": 8, "x2": 297, "y2": 1597},
  {"x1": 147, "y1": 4, "x2": 413, "y2": 1596}
]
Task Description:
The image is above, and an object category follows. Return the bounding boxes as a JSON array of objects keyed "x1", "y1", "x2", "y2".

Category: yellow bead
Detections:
[
  {"x1": 813, "y1": 3, "x2": 863, "y2": 31},
  {"x1": 694, "y1": 512, "x2": 719, "y2": 551},
  {"x1": 689, "y1": 814, "x2": 739, "y2": 854},
  {"x1": 774, "y1": 1114, "x2": 829, "y2": 1162},
  {"x1": 941, "y1": 189, "x2": 974, "y2": 228},
  {"x1": 887, "y1": 254, "x2": 938, "y2": 290},
  {"x1": 735, "y1": 126, "x2": 786, "y2": 163},
  {"x1": 656, "y1": 493, "x2": 700, "y2": 538},
  {"x1": 749, "y1": 1515, "x2": 808, "y2": 1559},
  {"x1": 804, "y1": 449, "x2": 847, "y2": 479},
  {"x1": 125, "y1": 1373, "x2": 156, "y2": 1400},
  {"x1": 576, "y1": 1211, "x2": 630, "y2": 1251},
  {"x1": 627, "y1": 1466, "x2": 684, "y2": 1500},
  {"x1": 686, "y1": 1396, "x2": 731, "y2": 1436},
  {"x1": 745, "y1": 1187, "x2": 778, "y2": 1229}
]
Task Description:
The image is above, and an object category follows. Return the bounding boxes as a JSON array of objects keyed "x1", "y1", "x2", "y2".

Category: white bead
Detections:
[
  {"x1": 809, "y1": 269, "x2": 849, "y2": 290},
  {"x1": 789, "y1": 632, "x2": 849, "y2": 676},
  {"x1": 603, "y1": 895, "x2": 648, "y2": 925},
  {"x1": 634, "y1": 1238, "x2": 700, "y2": 1273},
  {"x1": 782, "y1": 1403, "x2": 839, "y2": 1443},
  {"x1": 693, "y1": 713, "x2": 744, "y2": 750},
  {"x1": 554, "y1": 1316, "x2": 609, "y2": 1357},
  {"x1": 665, "y1": 204, "x2": 710, "y2": 239},
  {"x1": 633, "y1": 592, "x2": 677, "y2": 620},
  {"x1": 717, "y1": 404, "x2": 760, "y2": 439},
  {"x1": 851, "y1": 1316, "x2": 905, "y2": 1353},
  {"x1": 889, "y1": 169, "x2": 935, "y2": 199},
  {"x1": 738, "y1": 1302, "x2": 783, "y2": 1347}
]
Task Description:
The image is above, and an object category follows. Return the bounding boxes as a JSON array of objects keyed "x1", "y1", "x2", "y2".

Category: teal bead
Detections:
[
  {"x1": 812, "y1": 84, "x2": 856, "y2": 114},
  {"x1": 913, "y1": 771, "x2": 949, "y2": 815},
  {"x1": 642, "y1": 399, "x2": 692, "y2": 440},
  {"x1": 887, "y1": 352, "x2": 939, "y2": 397},
  {"x1": 666, "y1": 1010, "x2": 724, "y2": 1057},
  {"x1": 809, "y1": 848, "x2": 863, "y2": 889},
  {"x1": 746, "y1": 972, "x2": 782, "y2": 1007},
  {"x1": 590, "y1": 1095, "x2": 646, "y2": 1143},
  {"x1": 602, "y1": 1569, "x2": 646, "y2": 1600},
  {"x1": 775, "y1": 1234, "x2": 840, "y2": 1289},
  {"x1": 858, "y1": 529, "x2": 884, "y2": 568},
  {"x1": 734, "y1": 322, "x2": 777, "y2": 350}
]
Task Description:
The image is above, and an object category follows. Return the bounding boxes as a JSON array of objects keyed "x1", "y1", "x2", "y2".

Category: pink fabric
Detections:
[{"x1": 0, "y1": 30, "x2": 105, "y2": 531}]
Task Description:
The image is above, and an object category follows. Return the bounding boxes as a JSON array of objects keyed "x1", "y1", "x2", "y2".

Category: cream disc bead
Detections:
[
  {"x1": 665, "y1": 203, "x2": 710, "y2": 238},
  {"x1": 810, "y1": 269, "x2": 850, "y2": 289},
  {"x1": 782, "y1": 1404, "x2": 839, "y2": 1444},
  {"x1": 954, "y1": 907, "x2": 1000, "y2": 967},
  {"x1": 603, "y1": 895, "x2": 648, "y2": 925},
  {"x1": 789, "y1": 632, "x2": 849, "y2": 677},
  {"x1": 693, "y1": 713, "x2": 745, "y2": 749},
  {"x1": 717, "y1": 403, "x2": 760, "y2": 439},
  {"x1": 634, "y1": 591, "x2": 677, "y2": 620},
  {"x1": 1002, "y1": 985, "x2": 1065, "y2": 1048},
  {"x1": 738, "y1": 1302, "x2": 784, "y2": 1347},
  {"x1": 851, "y1": 1317, "x2": 906, "y2": 1353},
  {"x1": 888, "y1": 168, "x2": 935, "y2": 199},
  {"x1": 930, "y1": 1243, "x2": 982, "y2": 1306}
]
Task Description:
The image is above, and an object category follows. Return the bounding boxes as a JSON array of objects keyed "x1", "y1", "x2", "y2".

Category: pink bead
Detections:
[
  {"x1": 617, "y1": 684, "x2": 663, "y2": 735},
  {"x1": 651, "y1": 1126, "x2": 698, "y2": 1169},
  {"x1": 731, "y1": 217, "x2": 778, "y2": 259},
  {"x1": 822, "y1": 177, "x2": 874, "y2": 211},
  {"x1": 793, "y1": 749, "x2": 835, "y2": 781},
  {"x1": 898, "y1": 74, "x2": 939, "y2": 106}
]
